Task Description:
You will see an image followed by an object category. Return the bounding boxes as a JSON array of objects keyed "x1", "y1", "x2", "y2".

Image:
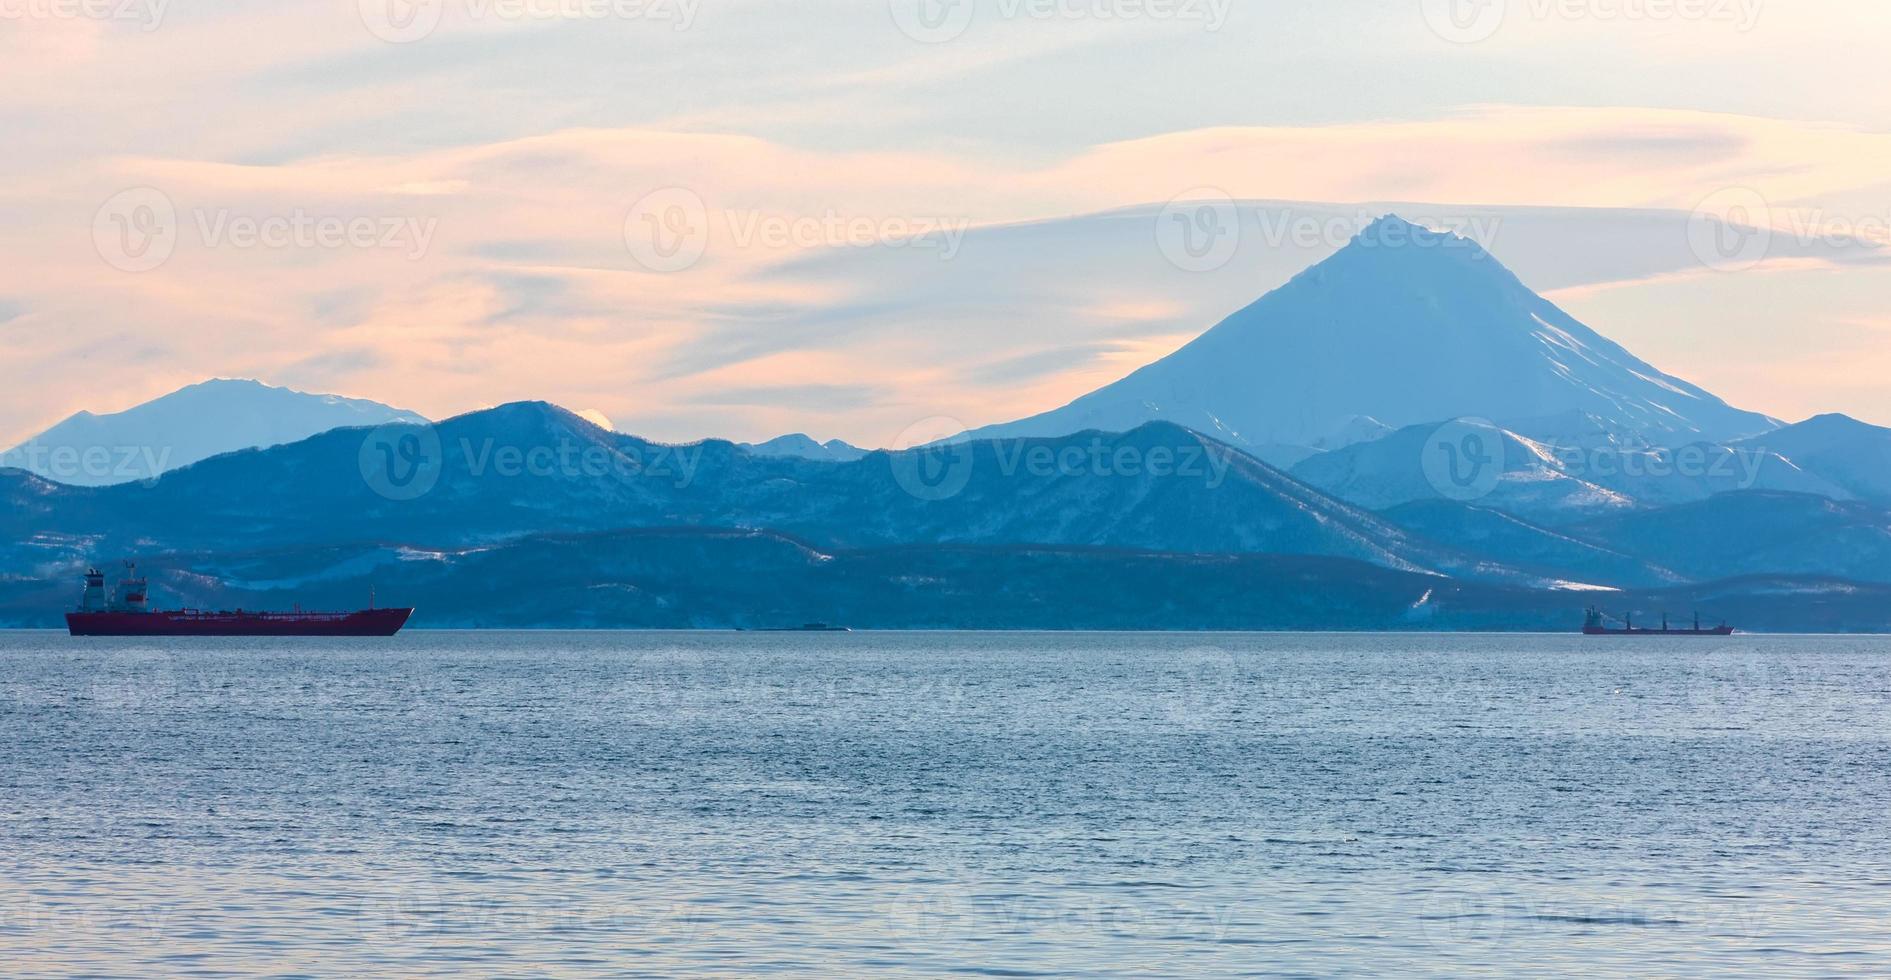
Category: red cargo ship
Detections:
[{"x1": 65, "y1": 565, "x2": 412, "y2": 637}]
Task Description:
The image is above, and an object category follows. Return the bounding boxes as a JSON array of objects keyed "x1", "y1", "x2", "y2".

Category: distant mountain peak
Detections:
[
  {"x1": 479, "y1": 399, "x2": 569, "y2": 420},
  {"x1": 1339, "y1": 212, "x2": 1492, "y2": 256},
  {"x1": 178, "y1": 377, "x2": 305, "y2": 399},
  {"x1": 741, "y1": 432, "x2": 868, "y2": 463},
  {"x1": 446, "y1": 400, "x2": 613, "y2": 444},
  {"x1": 1357, "y1": 212, "x2": 1457, "y2": 239},
  {"x1": 967, "y1": 213, "x2": 1775, "y2": 453},
  {"x1": 2, "y1": 379, "x2": 425, "y2": 487},
  {"x1": 1734, "y1": 413, "x2": 1891, "y2": 506},
  {"x1": 1797, "y1": 412, "x2": 1877, "y2": 434},
  {"x1": 1312, "y1": 218, "x2": 1514, "y2": 293}
]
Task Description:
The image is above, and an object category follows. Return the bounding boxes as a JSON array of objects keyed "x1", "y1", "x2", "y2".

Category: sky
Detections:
[{"x1": 3, "y1": 0, "x2": 1890, "y2": 447}]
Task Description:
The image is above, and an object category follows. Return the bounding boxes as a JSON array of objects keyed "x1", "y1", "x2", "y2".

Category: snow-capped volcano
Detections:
[
  {"x1": 2, "y1": 379, "x2": 425, "y2": 486},
  {"x1": 966, "y1": 214, "x2": 1777, "y2": 453}
]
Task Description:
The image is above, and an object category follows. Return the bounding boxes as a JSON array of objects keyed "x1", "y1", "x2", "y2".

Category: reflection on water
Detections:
[{"x1": 4, "y1": 631, "x2": 1890, "y2": 975}]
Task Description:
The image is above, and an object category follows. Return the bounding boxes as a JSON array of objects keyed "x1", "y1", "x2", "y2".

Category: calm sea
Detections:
[{"x1": 4, "y1": 630, "x2": 1891, "y2": 976}]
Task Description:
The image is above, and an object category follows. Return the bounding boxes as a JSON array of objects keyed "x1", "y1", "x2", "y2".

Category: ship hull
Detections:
[
  {"x1": 1582, "y1": 626, "x2": 1735, "y2": 637},
  {"x1": 66, "y1": 608, "x2": 413, "y2": 637}
]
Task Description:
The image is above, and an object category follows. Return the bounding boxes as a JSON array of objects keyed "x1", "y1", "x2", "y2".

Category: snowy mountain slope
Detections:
[
  {"x1": 1291, "y1": 417, "x2": 1847, "y2": 523},
  {"x1": 1, "y1": 379, "x2": 425, "y2": 486},
  {"x1": 1735, "y1": 414, "x2": 1891, "y2": 507},
  {"x1": 965, "y1": 214, "x2": 1777, "y2": 453},
  {"x1": 1568, "y1": 492, "x2": 1891, "y2": 585},
  {"x1": 1290, "y1": 421, "x2": 1635, "y2": 523},
  {"x1": 1381, "y1": 499, "x2": 1684, "y2": 589}
]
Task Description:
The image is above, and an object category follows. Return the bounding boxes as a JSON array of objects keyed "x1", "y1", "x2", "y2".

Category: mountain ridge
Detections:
[
  {"x1": 0, "y1": 401, "x2": 1591, "y2": 589},
  {"x1": 6, "y1": 399, "x2": 1891, "y2": 628}
]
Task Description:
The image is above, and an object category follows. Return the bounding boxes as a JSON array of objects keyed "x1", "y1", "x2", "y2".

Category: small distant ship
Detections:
[
  {"x1": 1582, "y1": 607, "x2": 1734, "y2": 637},
  {"x1": 65, "y1": 564, "x2": 412, "y2": 637}
]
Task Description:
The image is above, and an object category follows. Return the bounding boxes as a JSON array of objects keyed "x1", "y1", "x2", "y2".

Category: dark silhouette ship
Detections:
[
  {"x1": 1582, "y1": 607, "x2": 1733, "y2": 637},
  {"x1": 65, "y1": 564, "x2": 412, "y2": 637}
]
